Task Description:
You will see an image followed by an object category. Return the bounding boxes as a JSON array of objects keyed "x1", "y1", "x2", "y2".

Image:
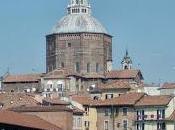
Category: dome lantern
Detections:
[
  {"x1": 51, "y1": 0, "x2": 108, "y2": 34},
  {"x1": 67, "y1": 0, "x2": 91, "y2": 15}
]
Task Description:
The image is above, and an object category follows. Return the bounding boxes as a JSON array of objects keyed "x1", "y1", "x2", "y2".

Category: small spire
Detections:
[
  {"x1": 67, "y1": 0, "x2": 91, "y2": 15},
  {"x1": 125, "y1": 49, "x2": 128, "y2": 57}
]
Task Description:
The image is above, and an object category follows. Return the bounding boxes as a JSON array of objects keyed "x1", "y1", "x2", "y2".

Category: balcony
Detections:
[{"x1": 136, "y1": 114, "x2": 165, "y2": 121}]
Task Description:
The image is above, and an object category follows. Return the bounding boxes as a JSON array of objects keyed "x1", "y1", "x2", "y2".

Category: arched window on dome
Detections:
[
  {"x1": 81, "y1": 0, "x2": 83, "y2": 4},
  {"x1": 76, "y1": 0, "x2": 79, "y2": 4}
]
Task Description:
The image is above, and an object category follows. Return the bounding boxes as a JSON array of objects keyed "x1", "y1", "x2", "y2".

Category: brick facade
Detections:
[{"x1": 46, "y1": 33, "x2": 112, "y2": 74}]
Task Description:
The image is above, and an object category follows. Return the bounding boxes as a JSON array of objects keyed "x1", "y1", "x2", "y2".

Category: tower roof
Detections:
[
  {"x1": 121, "y1": 50, "x2": 133, "y2": 64},
  {"x1": 51, "y1": 0, "x2": 108, "y2": 34}
]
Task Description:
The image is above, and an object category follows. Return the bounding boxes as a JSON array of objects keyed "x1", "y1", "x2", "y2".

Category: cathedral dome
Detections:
[
  {"x1": 51, "y1": 0, "x2": 108, "y2": 34},
  {"x1": 52, "y1": 14, "x2": 108, "y2": 34}
]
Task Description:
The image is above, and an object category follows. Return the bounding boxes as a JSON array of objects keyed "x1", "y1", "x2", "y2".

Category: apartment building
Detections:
[
  {"x1": 135, "y1": 95, "x2": 175, "y2": 130},
  {"x1": 93, "y1": 93, "x2": 145, "y2": 130}
]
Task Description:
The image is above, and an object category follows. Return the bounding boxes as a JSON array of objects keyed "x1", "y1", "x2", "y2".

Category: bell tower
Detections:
[{"x1": 121, "y1": 50, "x2": 132, "y2": 70}]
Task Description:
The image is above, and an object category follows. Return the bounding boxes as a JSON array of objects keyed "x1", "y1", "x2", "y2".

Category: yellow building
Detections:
[{"x1": 71, "y1": 95, "x2": 97, "y2": 130}]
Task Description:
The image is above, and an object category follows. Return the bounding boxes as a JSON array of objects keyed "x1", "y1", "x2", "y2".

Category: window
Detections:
[
  {"x1": 123, "y1": 108, "x2": 128, "y2": 116},
  {"x1": 61, "y1": 62, "x2": 64, "y2": 68},
  {"x1": 75, "y1": 62, "x2": 80, "y2": 72},
  {"x1": 157, "y1": 109, "x2": 165, "y2": 120},
  {"x1": 123, "y1": 120, "x2": 128, "y2": 130},
  {"x1": 68, "y1": 43, "x2": 71, "y2": 47},
  {"x1": 105, "y1": 108, "x2": 112, "y2": 116},
  {"x1": 115, "y1": 108, "x2": 119, "y2": 117},
  {"x1": 77, "y1": 117, "x2": 82, "y2": 127},
  {"x1": 47, "y1": 83, "x2": 53, "y2": 89},
  {"x1": 81, "y1": 0, "x2": 83, "y2": 4},
  {"x1": 68, "y1": 8, "x2": 71, "y2": 14},
  {"x1": 105, "y1": 94, "x2": 113, "y2": 99},
  {"x1": 93, "y1": 96, "x2": 99, "y2": 100},
  {"x1": 104, "y1": 121, "x2": 109, "y2": 130},
  {"x1": 76, "y1": 0, "x2": 79, "y2": 4},
  {"x1": 87, "y1": 63, "x2": 90, "y2": 73},
  {"x1": 157, "y1": 122, "x2": 166, "y2": 130},
  {"x1": 77, "y1": 8, "x2": 80, "y2": 13},
  {"x1": 96, "y1": 63, "x2": 100, "y2": 72},
  {"x1": 137, "y1": 123, "x2": 145, "y2": 130},
  {"x1": 57, "y1": 84, "x2": 64, "y2": 91},
  {"x1": 85, "y1": 107, "x2": 89, "y2": 115},
  {"x1": 82, "y1": 9, "x2": 84, "y2": 13},
  {"x1": 124, "y1": 65, "x2": 129, "y2": 70},
  {"x1": 73, "y1": 117, "x2": 76, "y2": 127},
  {"x1": 137, "y1": 110, "x2": 145, "y2": 120},
  {"x1": 84, "y1": 121, "x2": 90, "y2": 128}
]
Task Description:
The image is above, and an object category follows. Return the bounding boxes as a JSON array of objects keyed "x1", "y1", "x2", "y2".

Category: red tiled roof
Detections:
[
  {"x1": 0, "y1": 93, "x2": 39, "y2": 109},
  {"x1": 160, "y1": 83, "x2": 175, "y2": 89},
  {"x1": 0, "y1": 111, "x2": 62, "y2": 130},
  {"x1": 94, "y1": 93, "x2": 145, "y2": 106},
  {"x1": 82, "y1": 73, "x2": 105, "y2": 79},
  {"x1": 43, "y1": 98, "x2": 70, "y2": 105},
  {"x1": 3, "y1": 73, "x2": 44, "y2": 83},
  {"x1": 98, "y1": 80, "x2": 131, "y2": 90},
  {"x1": 71, "y1": 95, "x2": 95, "y2": 106},
  {"x1": 105, "y1": 69, "x2": 143, "y2": 79},
  {"x1": 44, "y1": 68, "x2": 82, "y2": 79},
  {"x1": 135, "y1": 95, "x2": 173, "y2": 106},
  {"x1": 10, "y1": 105, "x2": 73, "y2": 112}
]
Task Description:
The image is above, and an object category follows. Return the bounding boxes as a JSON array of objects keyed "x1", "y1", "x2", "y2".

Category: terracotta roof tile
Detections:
[
  {"x1": 71, "y1": 95, "x2": 95, "y2": 106},
  {"x1": 105, "y1": 69, "x2": 143, "y2": 79},
  {"x1": 98, "y1": 80, "x2": 131, "y2": 90},
  {"x1": 0, "y1": 93, "x2": 39, "y2": 109},
  {"x1": 44, "y1": 68, "x2": 81, "y2": 79},
  {"x1": 94, "y1": 93, "x2": 145, "y2": 106},
  {"x1": 43, "y1": 98, "x2": 70, "y2": 105},
  {"x1": 160, "y1": 83, "x2": 175, "y2": 89},
  {"x1": 10, "y1": 105, "x2": 73, "y2": 112},
  {"x1": 0, "y1": 111, "x2": 62, "y2": 130},
  {"x1": 135, "y1": 95, "x2": 173, "y2": 106},
  {"x1": 4, "y1": 73, "x2": 44, "y2": 83},
  {"x1": 81, "y1": 73, "x2": 105, "y2": 79}
]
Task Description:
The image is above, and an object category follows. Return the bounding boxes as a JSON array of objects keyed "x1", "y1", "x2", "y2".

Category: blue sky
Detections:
[{"x1": 0, "y1": 0, "x2": 175, "y2": 83}]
